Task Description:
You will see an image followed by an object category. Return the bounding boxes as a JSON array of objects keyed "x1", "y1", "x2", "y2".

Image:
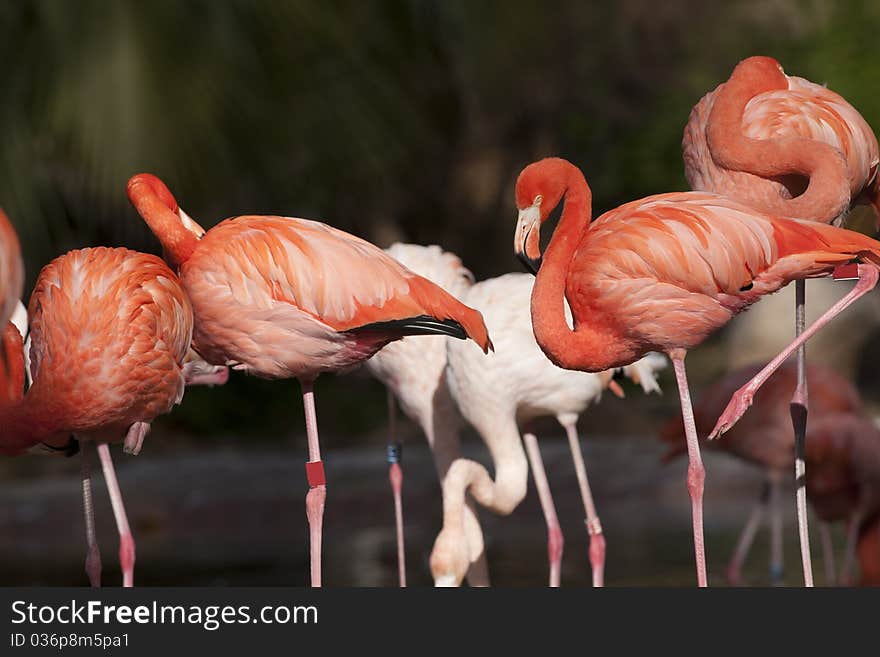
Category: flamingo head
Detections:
[
  {"x1": 514, "y1": 157, "x2": 578, "y2": 273},
  {"x1": 728, "y1": 56, "x2": 787, "y2": 91},
  {"x1": 127, "y1": 173, "x2": 207, "y2": 239}
]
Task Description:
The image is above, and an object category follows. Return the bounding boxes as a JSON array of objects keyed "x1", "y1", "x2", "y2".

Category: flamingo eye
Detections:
[{"x1": 534, "y1": 195, "x2": 543, "y2": 206}]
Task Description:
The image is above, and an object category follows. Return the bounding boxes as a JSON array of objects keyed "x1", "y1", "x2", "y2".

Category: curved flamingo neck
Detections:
[
  {"x1": 530, "y1": 164, "x2": 619, "y2": 372},
  {"x1": 706, "y1": 62, "x2": 851, "y2": 222},
  {"x1": 126, "y1": 174, "x2": 198, "y2": 267}
]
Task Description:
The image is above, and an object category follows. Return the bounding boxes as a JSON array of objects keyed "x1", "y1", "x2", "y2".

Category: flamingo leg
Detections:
[
  {"x1": 818, "y1": 522, "x2": 837, "y2": 585},
  {"x1": 791, "y1": 279, "x2": 814, "y2": 587},
  {"x1": 669, "y1": 350, "x2": 708, "y2": 587},
  {"x1": 428, "y1": 422, "x2": 490, "y2": 587},
  {"x1": 561, "y1": 419, "x2": 605, "y2": 587},
  {"x1": 386, "y1": 388, "x2": 406, "y2": 587},
  {"x1": 840, "y1": 507, "x2": 865, "y2": 585},
  {"x1": 96, "y1": 443, "x2": 135, "y2": 587},
  {"x1": 463, "y1": 537, "x2": 490, "y2": 586},
  {"x1": 301, "y1": 379, "x2": 326, "y2": 588},
  {"x1": 80, "y1": 439, "x2": 102, "y2": 587},
  {"x1": 522, "y1": 433, "x2": 564, "y2": 587},
  {"x1": 769, "y1": 472, "x2": 785, "y2": 586},
  {"x1": 726, "y1": 479, "x2": 769, "y2": 586},
  {"x1": 710, "y1": 264, "x2": 879, "y2": 439}
]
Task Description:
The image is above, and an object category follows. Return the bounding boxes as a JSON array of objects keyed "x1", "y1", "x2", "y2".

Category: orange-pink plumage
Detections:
[
  {"x1": 0, "y1": 208, "x2": 24, "y2": 404},
  {"x1": 514, "y1": 156, "x2": 880, "y2": 587},
  {"x1": 126, "y1": 172, "x2": 491, "y2": 587},
  {"x1": 0, "y1": 247, "x2": 193, "y2": 455},
  {"x1": 683, "y1": 56, "x2": 880, "y2": 223}
]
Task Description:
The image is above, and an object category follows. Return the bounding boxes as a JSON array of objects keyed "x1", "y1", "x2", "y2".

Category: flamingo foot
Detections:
[
  {"x1": 587, "y1": 519, "x2": 606, "y2": 587},
  {"x1": 708, "y1": 386, "x2": 754, "y2": 439},
  {"x1": 430, "y1": 525, "x2": 469, "y2": 587},
  {"x1": 305, "y1": 482, "x2": 326, "y2": 588},
  {"x1": 687, "y1": 461, "x2": 708, "y2": 587},
  {"x1": 726, "y1": 563, "x2": 743, "y2": 586},
  {"x1": 122, "y1": 422, "x2": 150, "y2": 456},
  {"x1": 770, "y1": 563, "x2": 785, "y2": 586},
  {"x1": 119, "y1": 534, "x2": 136, "y2": 588},
  {"x1": 548, "y1": 522, "x2": 564, "y2": 588},
  {"x1": 85, "y1": 544, "x2": 102, "y2": 587}
]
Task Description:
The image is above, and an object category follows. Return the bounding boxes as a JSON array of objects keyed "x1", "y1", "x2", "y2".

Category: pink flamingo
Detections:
[
  {"x1": 126, "y1": 173, "x2": 492, "y2": 587},
  {"x1": 683, "y1": 55, "x2": 880, "y2": 584},
  {"x1": 364, "y1": 243, "x2": 488, "y2": 587},
  {"x1": 514, "y1": 156, "x2": 880, "y2": 586},
  {"x1": 684, "y1": 56, "x2": 879, "y2": 224},
  {"x1": 804, "y1": 412, "x2": 880, "y2": 586},
  {"x1": 660, "y1": 362, "x2": 864, "y2": 585},
  {"x1": 0, "y1": 247, "x2": 195, "y2": 587},
  {"x1": 0, "y1": 209, "x2": 24, "y2": 393}
]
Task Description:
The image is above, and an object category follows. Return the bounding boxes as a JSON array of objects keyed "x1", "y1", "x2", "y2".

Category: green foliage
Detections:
[{"x1": 3, "y1": 1, "x2": 879, "y2": 443}]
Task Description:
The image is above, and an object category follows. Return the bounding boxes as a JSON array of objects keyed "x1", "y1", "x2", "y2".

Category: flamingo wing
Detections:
[
  {"x1": 568, "y1": 192, "x2": 880, "y2": 352},
  {"x1": 187, "y1": 216, "x2": 490, "y2": 351},
  {"x1": 585, "y1": 193, "x2": 880, "y2": 296},
  {"x1": 685, "y1": 76, "x2": 879, "y2": 204},
  {"x1": 744, "y1": 77, "x2": 879, "y2": 194}
]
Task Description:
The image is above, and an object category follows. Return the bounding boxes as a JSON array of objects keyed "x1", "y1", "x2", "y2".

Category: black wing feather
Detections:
[{"x1": 346, "y1": 315, "x2": 467, "y2": 340}]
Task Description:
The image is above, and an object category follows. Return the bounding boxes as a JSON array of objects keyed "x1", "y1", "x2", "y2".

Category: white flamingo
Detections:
[
  {"x1": 364, "y1": 243, "x2": 489, "y2": 586},
  {"x1": 367, "y1": 245, "x2": 665, "y2": 586},
  {"x1": 432, "y1": 271, "x2": 666, "y2": 587}
]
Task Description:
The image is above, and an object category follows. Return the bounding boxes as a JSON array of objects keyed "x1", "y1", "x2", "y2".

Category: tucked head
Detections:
[
  {"x1": 729, "y1": 55, "x2": 787, "y2": 88},
  {"x1": 127, "y1": 173, "x2": 207, "y2": 238},
  {"x1": 128, "y1": 173, "x2": 179, "y2": 214}
]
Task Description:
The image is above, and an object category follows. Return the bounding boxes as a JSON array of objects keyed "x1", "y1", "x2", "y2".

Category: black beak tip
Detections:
[{"x1": 516, "y1": 251, "x2": 541, "y2": 275}]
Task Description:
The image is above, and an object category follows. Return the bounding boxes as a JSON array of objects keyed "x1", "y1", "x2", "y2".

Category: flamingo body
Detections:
[
  {"x1": 661, "y1": 363, "x2": 880, "y2": 585},
  {"x1": 514, "y1": 156, "x2": 880, "y2": 586},
  {"x1": 684, "y1": 60, "x2": 879, "y2": 222},
  {"x1": 805, "y1": 413, "x2": 880, "y2": 524},
  {"x1": 683, "y1": 56, "x2": 880, "y2": 586},
  {"x1": 175, "y1": 215, "x2": 490, "y2": 379},
  {"x1": 1, "y1": 247, "x2": 193, "y2": 454},
  {"x1": 555, "y1": 191, "x2": 880, "y2": 371},
  {"x1": 127, "y1": 173, "x2": 490, "y2": 586},
  {"x1": 365, "y1": 243, "x2": 474, "y2": 426}
]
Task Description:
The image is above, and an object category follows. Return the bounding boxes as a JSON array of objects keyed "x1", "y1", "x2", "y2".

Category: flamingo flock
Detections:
[{"x1": 2, "y1": 55, "x2": 880, "y2": 587}]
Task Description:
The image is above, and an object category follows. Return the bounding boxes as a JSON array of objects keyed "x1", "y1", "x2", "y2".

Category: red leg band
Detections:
[
  {"x1": 833, "y1": 263, "x2": 859, "y2": 280},
  {"x1": 306, "y1": 460, "x2": 326, "y2": 488}
]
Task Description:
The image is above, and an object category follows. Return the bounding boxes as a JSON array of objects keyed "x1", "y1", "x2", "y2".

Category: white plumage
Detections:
[{"x1": 366, "y1": 244, "x2": 666, "y2": 587}]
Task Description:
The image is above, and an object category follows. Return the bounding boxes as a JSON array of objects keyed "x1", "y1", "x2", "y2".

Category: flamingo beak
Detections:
[
  {"x1": 514, "y1": 204, "x2": 542, "y2": 274},
  {"x1": 178, "y1": 207, "x2": 207, "y2": 238}
]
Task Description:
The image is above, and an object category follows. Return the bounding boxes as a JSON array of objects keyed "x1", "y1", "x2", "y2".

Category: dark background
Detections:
[{"x1": 1, "y1": 0, "x2": 879, "y2": 586}]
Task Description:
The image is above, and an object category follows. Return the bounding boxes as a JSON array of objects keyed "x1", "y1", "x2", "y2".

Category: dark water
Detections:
[{"x1": 0, "y1": 432, "x2": 847, "y2": 587}]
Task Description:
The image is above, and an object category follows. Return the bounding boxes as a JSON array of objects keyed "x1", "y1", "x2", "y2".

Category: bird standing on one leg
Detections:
[
  {"x1": 684, "y1": 55, "x2": 880, "y2": 586},
  {"x1": 127, "y1": 174, "x2": 492, "y2": 587},
  {"x1": 430, "y1": 271, "x2": 665, "y2": 587},
  {"x1": 514, "y1": 156, "x2": 880, "y2": 586},
  {"x1": 365, "y1": 243, "x2": 489, "y2": 586},
  {"x1": 0, "y1": 247, "x2": 194, "y2": 587},
  {"x1": 803, "y1": 413, "x2": 880, "y2": 586},
  {"x1": 659, "y1": 362, "x2": 864, "y2": 585}
]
